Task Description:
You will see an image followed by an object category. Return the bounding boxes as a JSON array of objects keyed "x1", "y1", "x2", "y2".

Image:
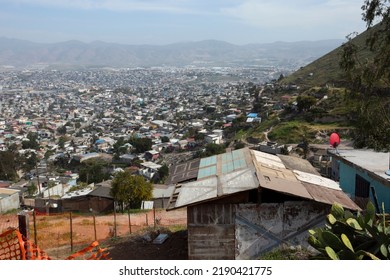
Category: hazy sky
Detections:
[{"x1": 0, "y1": 0, "x2": 367, "y2": 45}]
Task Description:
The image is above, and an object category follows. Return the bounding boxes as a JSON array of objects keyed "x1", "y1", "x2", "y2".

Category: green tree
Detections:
[
  {"x1": 340, "y1": 0, "x2": 390, "y2": 151},
  {"x1": 129, "y1": 137, "x2": 152, "y2": 153},
  {"x1": 22, "y1": 132, "x2": 40, "y2": 150},
  {"x1": 27, "y1": 182, "x2": 37, "y2": 197},
  {"x1": 202, "y1": 143, "x2": 226, "y2": 157},
  {"x1": 56, "y1": 125, "x2": 67, "y2": 135},
  {"x1": 234, "y1": 141, "x2": 246, "y2": 150},
  {"x1": 110, "y1": 172, "x2": 153, "y2": 211},
  {"x1": 233, "y1": 114, "x2": 246, "y2": 124},
  {"x1": 296, "y1": 95, "x2": 317, "y2": 112},
  {"x1": 78, "y1": 159, "x2": 110, "y2": 184},
  {"x1": 113, "y1": 137, "x2": 126, "y2": 153},
  {"x1": 21, "y1": 151, "x2": 38, "y2": 173},
  {"x1": 156, "y1": 163, "x2": 169, "y2": 183},
  {"x1": 58, "y1": 136, "x2": 67, "y2": 149},
  {"x1": 0, "y1": 151, "x2": 18, "y2": 181},
  {"x1": 160, "y1": 136, "x2": 170, "y2": 143}
]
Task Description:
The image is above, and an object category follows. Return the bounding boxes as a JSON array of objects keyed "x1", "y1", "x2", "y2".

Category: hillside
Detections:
[
  {"x1": 281, "y1": 26, "x2": 376, "y2": 87},
  {"x1": 0, "y1": 37, "x2": 342, "y2": 68},
  {"x1": 245, "y1": 24, "x2": 390, "y2": 151}
]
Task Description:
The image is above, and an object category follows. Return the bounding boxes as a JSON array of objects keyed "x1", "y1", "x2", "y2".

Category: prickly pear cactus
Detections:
[{"x1": 308, "y1": 202, "x2": 390, "y2": 260}]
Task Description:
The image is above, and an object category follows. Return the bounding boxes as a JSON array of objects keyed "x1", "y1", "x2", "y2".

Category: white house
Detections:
[{"x1": 205, "y1": 134, "x2": 223, "y2": 145}]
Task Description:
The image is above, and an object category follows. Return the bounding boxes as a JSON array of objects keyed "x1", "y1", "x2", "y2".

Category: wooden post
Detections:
[
  {"x1": 113, "y1": 202, "x2": 117, "y2": 238},
  {"x1": 33, "y1": 210, "x2": 37, "y2": 246},
  {"x1": 93, "y1": 214, "x2": 97, "y2": 241},
  {"x1": 18, "y1": 211, "x2": 29, "y2": 239},
  {"x1": 128, "y1": 209, "x2": 132, "y2": 234},
  {"x1": 146, "y1": 213, "x2": 148, "y2": 226},
  {"x1": 70, "y1": 212, "x2": 73, "y2": 252}
]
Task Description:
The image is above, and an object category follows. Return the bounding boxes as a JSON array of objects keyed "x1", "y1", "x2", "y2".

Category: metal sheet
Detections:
[
  {"x1": 293, "y1": 170, "x2": 340, "y2": 190},
  {"x1": 199, "y1": 155, "x2": 217, "y2": 168},
  {"x1": 198, "y1": 165, "x2": 217, "y2": 179},
  {"x1": 251, "y1": 150, "x2": 286, "y2": 169},
  {"x1": 255, "y1": 161, "x2": 312, "y2": 200},
  {"x1": 175, "y1": 177, "x2": 218, "y2": 208},
  {"x1": 220, "y1": 168, "x2": 258, "y2": 195},
  {"x1": 166, "y1": 158, "x2": 200, "y2": 184},
  {"x1": 168, "y1": 147, "x2": 359, "y2": 212},
  {"x1": 303, "y1": 182, "x2": 361, "y2": 211},
  {"x1": 198, "y1": 148, "x2": 252, "y2": 179},
  {"x1": 278, "y1": 155, "x2": 320, "y2": 175}
]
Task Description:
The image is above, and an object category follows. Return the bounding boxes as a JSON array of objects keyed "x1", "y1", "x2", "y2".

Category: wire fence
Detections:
[{"x1": 0, "y1": 208, "x2": 187, "y2": 256}]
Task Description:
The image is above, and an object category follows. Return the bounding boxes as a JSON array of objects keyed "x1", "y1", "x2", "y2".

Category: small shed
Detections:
[
  {"x1": 167, "y1": 148, "x2": 360, "y2": 260},
  {"x1": 61, "y1": 181, "x2": 114, "y2": 213}
]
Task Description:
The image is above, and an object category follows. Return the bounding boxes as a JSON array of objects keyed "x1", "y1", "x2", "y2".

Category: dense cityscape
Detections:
[{"x1": 0, "y1": 65, "x2": 285, "y2": 209}]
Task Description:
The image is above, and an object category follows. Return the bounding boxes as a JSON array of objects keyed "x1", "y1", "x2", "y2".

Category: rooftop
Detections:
[
  {"x1": 329, "y1": 149, "x2": 390, "y2": 183},
  {"x1": 167, "y1": 148, "x2": 360, "y2": 211}
]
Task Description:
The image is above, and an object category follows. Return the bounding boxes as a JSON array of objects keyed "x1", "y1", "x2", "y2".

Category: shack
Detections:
[{"x1": 167, "y1": 148, "x2": 360, "y2": 260}]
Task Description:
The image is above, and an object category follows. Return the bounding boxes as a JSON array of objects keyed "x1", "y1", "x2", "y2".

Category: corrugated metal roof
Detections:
[
  {"x1": 303, "y1": 182, "x2": 361, "y2": 211},
  {"x1": 251, "y1": 150, "x2": 312, "y2": 200},
  {"x1": 220, "y1": 169, "x2": 258, "y2": 195},
  {"x1": 251, "y1": 150, "x2": 286, "y2": 169},
  {"x1": 199, "y1": 155, "x2": 217, "y2": 168},
  {"x1": 278, "y1": 154, "x2": 320, "y2": 175},
  {"x1": 168, "y1": 148, "x2": 257, "y2": 210},
  {"x1": 167, "y1": 148, "x2": 360, "y2": 211},
  {"x1": 88, "y1": 186, "x2": 113, "y2": 199},
  {"x1": 61, "y1": 187, "x2": 94, "y2": 199},
  {"x1": 197, "y1": 148, "x2": 252, "y2": 180},
  {"x1": 175, "y1": 177, "x2": 218, "y2": 208}
]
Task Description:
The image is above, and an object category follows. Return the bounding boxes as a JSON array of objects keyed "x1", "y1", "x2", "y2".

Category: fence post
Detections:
[
  {"x1": 70, "y1": 212, "x2": 73, "y2": 252},
  {"x1": 113, "y1": 201, "x2": 117, "y2": 238},
  {"x1": 128, "y1": 209, "x2": 132, "y2": 234},
  {"x1": 33, "y1": 210, "x2": 37, "y2": 246},
  {"x1": 18, "y1": 211, "x2": 29, "y2": 239},
  {"x1": 93, "y1": 214, "x2": 97, "y2": 241}
]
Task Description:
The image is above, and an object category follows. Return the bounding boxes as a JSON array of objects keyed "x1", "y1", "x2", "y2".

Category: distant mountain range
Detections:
[{"x1": 0, "y1": 37, "x2": 344, "y2": 68}]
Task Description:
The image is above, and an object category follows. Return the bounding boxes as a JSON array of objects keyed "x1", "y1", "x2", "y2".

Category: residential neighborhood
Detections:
[
  {"x1": 0, "y1": 66, "x2": 281, "y2": 214},
  {"x1": 0, "y1": 66, "x2": 389, "y2": 261}
]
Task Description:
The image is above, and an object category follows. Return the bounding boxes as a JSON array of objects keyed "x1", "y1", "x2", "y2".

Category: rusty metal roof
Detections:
[
  {"x1": 303, "y1": 182, "x2": 361, "y2": 211},
  {"x1": 167, "y1": 148, "x2": 360, "y2": 211},
  {"x1": 251, "y1": 150, "x2": 313, "y2": 200},
  {"x1": 167, "y1": 148, "x2": 258, "y2": 210}
]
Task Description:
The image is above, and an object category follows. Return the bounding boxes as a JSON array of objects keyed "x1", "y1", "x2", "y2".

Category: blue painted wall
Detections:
[{"x1": 339, "y1": 162, "x2": 390, "y2": 213}]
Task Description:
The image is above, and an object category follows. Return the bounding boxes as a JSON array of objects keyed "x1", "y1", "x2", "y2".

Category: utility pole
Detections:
[{"x1": 35, "y1": 159, "x2": 41, "y2": 196}]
